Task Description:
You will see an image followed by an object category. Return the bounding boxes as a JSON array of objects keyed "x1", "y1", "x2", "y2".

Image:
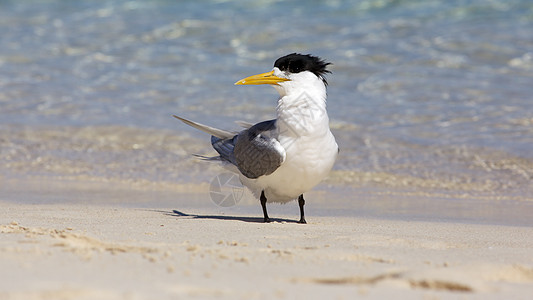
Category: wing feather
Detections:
[{"x1": 213, "y1": 120, "x2": 285, "y2": 179}]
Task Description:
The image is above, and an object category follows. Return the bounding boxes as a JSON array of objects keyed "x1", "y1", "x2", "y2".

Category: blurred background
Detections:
[{"x1": 1, "y1": 0, "x2": 532, "y2": 202}]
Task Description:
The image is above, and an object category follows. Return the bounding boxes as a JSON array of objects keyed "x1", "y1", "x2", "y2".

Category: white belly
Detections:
[{"x1": 241, "y1": 131, "x2": 338, "y2": 203}]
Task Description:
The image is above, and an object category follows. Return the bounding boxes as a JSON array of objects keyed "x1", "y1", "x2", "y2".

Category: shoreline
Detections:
[{"x1": 1, "y1": 177, "x2": 532, "y2": 227}]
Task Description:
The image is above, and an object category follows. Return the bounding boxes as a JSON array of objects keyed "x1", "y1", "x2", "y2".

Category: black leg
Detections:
[
  {"x1": 260, "y1": 191, "x2": 271, "y2": 223},
  {"x1": 298, "y1": 194, "x2": 307, "y2": 224}
]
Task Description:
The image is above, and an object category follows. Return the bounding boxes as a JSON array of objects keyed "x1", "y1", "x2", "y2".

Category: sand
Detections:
[{"x1": 1, "y1": 186, "x2": 533, "y2": 300}]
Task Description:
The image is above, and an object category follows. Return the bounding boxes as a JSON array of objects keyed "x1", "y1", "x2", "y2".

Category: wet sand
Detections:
[{"x1": 1, "y1": 184, "x2": 533, "y2": 300}]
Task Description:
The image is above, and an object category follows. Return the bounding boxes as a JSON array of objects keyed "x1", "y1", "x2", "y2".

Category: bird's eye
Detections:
[{"x1": 289, "y1": 60, "x2": 305, "y2": 73}]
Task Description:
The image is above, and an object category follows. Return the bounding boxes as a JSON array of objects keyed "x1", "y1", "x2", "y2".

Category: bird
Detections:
[{"x1": 174, "y1": 53, "x2": 338, "y2": 224}]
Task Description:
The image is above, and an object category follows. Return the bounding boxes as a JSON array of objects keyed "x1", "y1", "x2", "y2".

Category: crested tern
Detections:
[{"x1": 174, "y1": 53, "x2": 338, "y2": 223}]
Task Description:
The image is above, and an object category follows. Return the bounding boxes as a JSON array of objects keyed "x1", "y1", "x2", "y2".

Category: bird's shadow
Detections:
[{"x1": 160, "y1": 209, "x2": 299, "y2": 224}]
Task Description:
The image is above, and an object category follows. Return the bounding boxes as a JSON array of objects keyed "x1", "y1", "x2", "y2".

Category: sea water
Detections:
[{"x1": 1, "y1": 0, "x2": 532, "y2": 211}]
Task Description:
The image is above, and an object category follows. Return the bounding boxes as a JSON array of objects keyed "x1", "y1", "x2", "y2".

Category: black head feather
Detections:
[{"x1": 274, "y1": 53, "x2": 332, "y2": 85}]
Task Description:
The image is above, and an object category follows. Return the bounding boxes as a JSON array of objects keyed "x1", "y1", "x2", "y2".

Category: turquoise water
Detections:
[{"x1": 1, "y1": 0, "x2": 532, "y2": 200}]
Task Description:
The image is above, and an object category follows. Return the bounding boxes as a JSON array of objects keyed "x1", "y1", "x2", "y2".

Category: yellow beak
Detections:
[{"x1": 234, "y1": 70, "x2": 290, "y2": 85}]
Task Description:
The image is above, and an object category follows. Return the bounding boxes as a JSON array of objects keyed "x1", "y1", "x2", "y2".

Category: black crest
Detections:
[{"x1": 274, "y1": 53, "x2": 332, "y2": 85}]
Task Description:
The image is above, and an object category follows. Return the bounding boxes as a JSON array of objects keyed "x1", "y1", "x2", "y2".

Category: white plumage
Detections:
[{"x1": 243, "y1": 67, "x2": 337, "y2": 203}]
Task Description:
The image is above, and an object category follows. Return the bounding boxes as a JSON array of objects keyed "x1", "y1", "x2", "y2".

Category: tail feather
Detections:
[
  {"x1": 192, "y1": 154, "x2": 221, "y2": 161},
  {"x1": 173, "y1": 115, "x2": 236, "y2": 139}
]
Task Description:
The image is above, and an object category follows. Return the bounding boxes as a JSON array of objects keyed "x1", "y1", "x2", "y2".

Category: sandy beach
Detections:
[
  {"x1": 2, "y1": 1, "x2": 533, "y2": 299},
  {"x1": 1, "y1": 181, "x2": 532, "y2": 300}
]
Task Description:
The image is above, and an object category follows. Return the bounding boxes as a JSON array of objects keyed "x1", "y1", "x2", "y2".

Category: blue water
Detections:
[{"x1": 1, "y1": 0, "x2": 532, "y2": 199}]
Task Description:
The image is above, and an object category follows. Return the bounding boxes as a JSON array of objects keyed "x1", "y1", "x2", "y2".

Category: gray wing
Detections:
[{"x1": 212, "y1": 120, "x2": 286, "y2": 179}]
